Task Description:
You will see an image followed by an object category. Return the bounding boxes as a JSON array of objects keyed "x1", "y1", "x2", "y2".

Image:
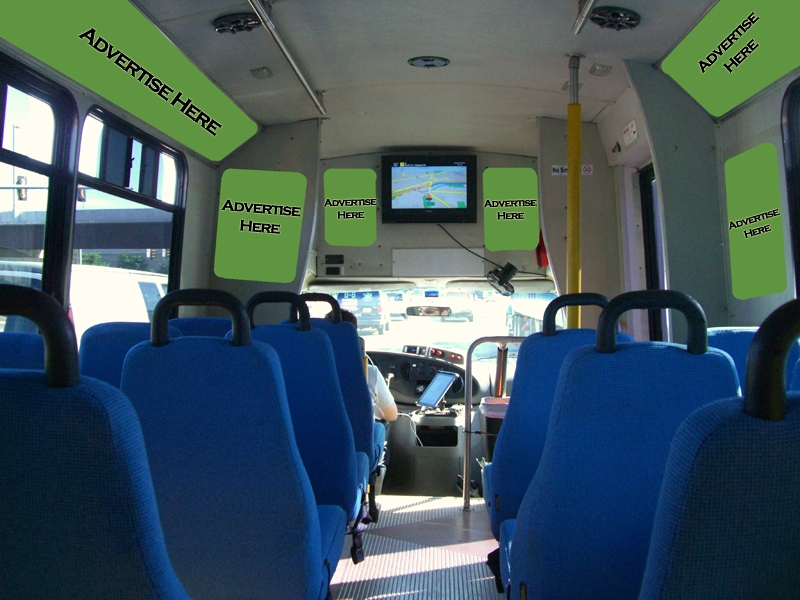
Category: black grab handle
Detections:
[
  {"x1": 246, "y1": 291, "x2": 311, "y2": 332},
  {"x1": 0, "y1": 284, "x2": 78, "y2": 387},
  {"x1": 744, "y1": 299, "x2": 800, "y2": 421},
  {"x1": 597, "y1": 290, "x2": 707, "y2": 354},
  {"x1": 542, "y1": 293, "x2": 610, "y2": 336},
  {"x1": 152, "y1": 289, "x2": 250, "y2": 347},
  {"x1": 288, "y1": 292, "x2": 341, "y2": 324}
]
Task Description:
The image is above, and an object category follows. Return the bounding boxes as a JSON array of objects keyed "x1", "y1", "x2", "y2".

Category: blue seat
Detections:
[
  {"x1": 708, "y1": 326, "x2": 800, "y2": 389},
  {"x1": 292, "y1": 293, "x2": 377, "y2": 473},
  {"x1": 504, "y1": 290, "x2": 739, "y2": 600},
  {"x1": 640, "y1": 300, "x2": 800, "y2": 599},
  {"x1": 0, "y1": 331, "x2": 44, "y2": 369},
  {"x1": 79, "y1": 321, "x2": 182, "y2": 388},
  {"x1": 247, "y1": 291, "x2": 369, "y2": 563},
  {"x1": 484, "y1": 293, "x2": 633, "y2": 541},
  {"x1": 0, "y1": 284, "x2": 189, "y2": 600},
  {"x1": 169, "y1": 316, "x2": 233, "y2": 338},
  {"x1": 121, "y1": 289, "x2": 344, "y2": 600}
]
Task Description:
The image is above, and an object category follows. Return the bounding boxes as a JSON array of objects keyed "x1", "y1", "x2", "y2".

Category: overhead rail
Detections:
[{"x1": 247, "y1": 0, "x2": 327, "y2": 116}]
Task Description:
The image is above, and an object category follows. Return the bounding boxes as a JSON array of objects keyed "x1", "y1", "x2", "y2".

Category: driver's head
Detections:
[{"x1": 328, "y1": 309, "x2": 358, "y2": 329}]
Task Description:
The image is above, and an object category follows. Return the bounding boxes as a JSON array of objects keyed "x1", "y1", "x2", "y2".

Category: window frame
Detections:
[
  {"x1": 781, "y1": 76, "x2": 800, "y2": 297},
  {"x1": 0, "y1": 50, "x2": 187, "y2": 308},
  {"x1": 0, "y1": 52, "x2": 79, "y2": 307},
  {"x1": 76, "y1": 106, "x2": 186, "y2": 292}
]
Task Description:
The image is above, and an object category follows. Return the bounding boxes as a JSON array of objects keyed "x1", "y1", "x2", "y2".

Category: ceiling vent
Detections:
[
  {"x1": 408, "y1": 56, "x2": 450, "y2": 68},
  {"x1": 213, "y1": 13, "x2": 261, "y2": 34},
  {"x1": 589, "y1": 6, "x2": 641, "y2": 31}
]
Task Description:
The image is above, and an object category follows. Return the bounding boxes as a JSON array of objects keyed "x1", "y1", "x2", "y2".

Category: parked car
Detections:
[{"x1": 334, "y1": 291, "x2": 391, "y2": 334}]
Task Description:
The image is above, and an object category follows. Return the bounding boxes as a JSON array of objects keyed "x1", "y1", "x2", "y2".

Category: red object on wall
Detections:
[{"x1": 535, "y1": 230, "x2": 549, "y2": 268}]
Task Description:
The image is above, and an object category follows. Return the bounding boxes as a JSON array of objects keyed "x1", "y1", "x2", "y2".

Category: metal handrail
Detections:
[{"x1": 462, "y1": 335, "x2": 526, "y2": 511}]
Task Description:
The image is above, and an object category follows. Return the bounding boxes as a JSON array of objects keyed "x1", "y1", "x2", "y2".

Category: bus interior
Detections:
[{"x1": 2, "y1": 1, "x2": 800, "y2": 598}]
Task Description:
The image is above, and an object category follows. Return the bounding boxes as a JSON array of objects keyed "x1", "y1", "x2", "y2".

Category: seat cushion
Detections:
[
  {"x1": 499, "y1": 518, "x2": 515, "y2": 592},
  {"x1": 317, "y1": 504, "x2": 347, "y2": 587}
]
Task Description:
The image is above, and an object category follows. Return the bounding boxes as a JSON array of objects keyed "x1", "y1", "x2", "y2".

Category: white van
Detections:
[
  {"x1": 69, "y1": 264, "x2": 168, "y2": 344},
  {"x1": 0, "y1": 261, "x2": 168, "y2": 346}
]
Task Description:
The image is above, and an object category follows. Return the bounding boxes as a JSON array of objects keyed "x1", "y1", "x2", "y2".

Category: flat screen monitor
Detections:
[
  {"x1": 381, "y1": 155, "x2": 477, "y2": 223},
  {"x1": 416, "y1": 371, "x2": 459, "y2": 409}
]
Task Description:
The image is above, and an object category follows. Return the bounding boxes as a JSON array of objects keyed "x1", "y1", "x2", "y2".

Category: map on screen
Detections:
[{"x1": 390, "y1": 165, "x2": 467, "y2": 209}]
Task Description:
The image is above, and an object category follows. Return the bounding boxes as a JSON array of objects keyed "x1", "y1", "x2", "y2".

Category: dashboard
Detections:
[{"x1": 367, "y1": 350, "x2": 492, "y2": 406}]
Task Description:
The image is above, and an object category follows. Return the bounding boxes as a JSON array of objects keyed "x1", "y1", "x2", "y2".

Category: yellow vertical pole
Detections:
[{"x1": 566, "y1": 56, "x2": 582, "y2": 328}]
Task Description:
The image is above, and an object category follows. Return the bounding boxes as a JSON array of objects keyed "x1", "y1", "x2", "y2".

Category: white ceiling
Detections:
[{"x1": 130, "y1": 0, "x2": 716, "y2": 159}]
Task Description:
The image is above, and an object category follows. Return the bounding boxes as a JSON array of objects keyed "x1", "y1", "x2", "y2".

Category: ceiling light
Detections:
[
  {"x1": 589, "y1": 6, "x2": 641, "y2": 31},
  {"x1": 213, "y1": 13, "x2": 261, "y2": 34},
  {"x1": 250, "y1": 66, "x2": 273, "y2": 79},
  {"x1": 588, "y1": 63, "x2": 613, "y2": 76},
  {"x1": 408, "y1": 56, "x2": 450, "y2": 68}
]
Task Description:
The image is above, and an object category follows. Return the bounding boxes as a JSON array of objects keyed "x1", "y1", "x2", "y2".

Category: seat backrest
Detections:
[
  {"x1": 509, "y1": 291, "x2": 739, "y2": 600},
  {"x1": 79, "y1": 321, "x2": 182, "y2": 388},
  {"x1": 0, "y1": 331, "x2": 44, "y2": 369},
  {"x1": 0, "y1": 284, "x2": 188, "y2": 600},
  {"x1": 121, "y1": 289, "x2": 327, "y2": 600},
  {"x1": 291, "y1": 292, "x2": 375, "y2": 470},
  {"x1": 489, "y1": 293, "x2": 633, "y2": 539},
  {"x1": 248, "y1": 291, "x2": 360, "y2": 520},
  {"x1": 169, "y1": 316, "x2": 233, "y2": 338},
  {"x1": 708, "y1": 326, "x2": 800, "y2": 387},
  {"x1": 640, "y1": 300, "x2": 800, "y2": 599}
]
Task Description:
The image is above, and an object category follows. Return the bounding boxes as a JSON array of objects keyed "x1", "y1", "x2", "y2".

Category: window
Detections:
[
  {"x1": 0, "y1": 51, "x2": 185, "y2": 340},
  {"x1": 0, "y1": 75, "x2": 64, "y2": 332},
  {"x1": 781, "y1": 76, "x2": 800, "y2": 297},
  {"x1": 71, "y1": 109, "x2": 184, "y2": 343}
]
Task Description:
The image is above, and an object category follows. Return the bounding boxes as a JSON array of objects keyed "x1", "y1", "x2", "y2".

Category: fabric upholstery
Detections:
[
  {"x1": 639, "y1": 395, "x2": 800, "y2": 599},
  {"x1": 317, "y1": 504, "x2": 348, "y2": 581},
  {"x1": 486, "y1": 329, "x2": 633, "y2": 539},
  {"x1": 247, "y1": 324, "x2": 363, "y2": 521},
  {"x1": 312, "y1": 318, "x2": 376, "y2": 472},
  {"x1": 0, "y1": 331, "x2": 44, "y2": 369},
  {"x1": 121, "y1": 336, "x2": 337, "y2": 600},
  {"x1": 1, "y1": 370, "x2": 189, "y2": 599},
  {"x1": 499, "y1": 518, "x2": 515, "y2": 592},
  {"x1": 169, "y1": 317, "x2": 232, "y2": 338},
  {"x1": 708, "y1": 327, "x2": 800, "y2": 389},
  {"x1": 508, "y1": 342, "x2": 739, "y2": 600},
  {"x1": 79, "y1": 322, "x2": 182, "y2": 388}
]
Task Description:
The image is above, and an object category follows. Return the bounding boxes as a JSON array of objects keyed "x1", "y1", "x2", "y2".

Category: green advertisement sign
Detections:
[
  {"x1": 483, "y1": 168, "x2": 539, "y2": 251},
  {"x1": 1, "y1": 0, "x2": 257, "y2": 161},
  {"x1": 662, "y1": 0, "x2": 800, "y2": 117},
  {"x1": 323, "y1": 169, "x2": 377, "y2": 247},
  {"x1": 214, "y1": 169, "x2": 306, "y2": 283},
  {"x1": 725, "y1": 143, "x2": 786, "y2": 300}
]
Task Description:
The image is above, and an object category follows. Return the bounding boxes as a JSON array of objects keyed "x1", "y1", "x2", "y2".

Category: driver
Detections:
[{"x1": 327, "y1": 309, "x2": 398, "y2": 422}]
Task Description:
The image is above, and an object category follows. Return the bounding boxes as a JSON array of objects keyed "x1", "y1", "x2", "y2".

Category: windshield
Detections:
[{"x1": 306, "y1": 288, "x2": 558, "y2": 361}]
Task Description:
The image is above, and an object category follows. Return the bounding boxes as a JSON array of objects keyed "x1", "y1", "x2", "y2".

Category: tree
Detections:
[
  {"x1": 117, "y1": 253, "x2": 148, "y2": 271},
  {"x1": 73, "y1": 250, "x2": 109, "y2": 266}
]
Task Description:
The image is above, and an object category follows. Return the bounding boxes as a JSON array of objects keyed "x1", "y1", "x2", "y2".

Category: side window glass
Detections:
[
  {"x1": 138, "y1": 281, "x2": 161, "y2": 321},
  {"x1": 0, "y1": 84, "x2": 54, "y2": 331},
  {"x1": 2, "y1": 85, "x2": 54, "y2": 164},
  {"x1": 71, "y1": 110, "x2": 183, "y2": 345}
]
